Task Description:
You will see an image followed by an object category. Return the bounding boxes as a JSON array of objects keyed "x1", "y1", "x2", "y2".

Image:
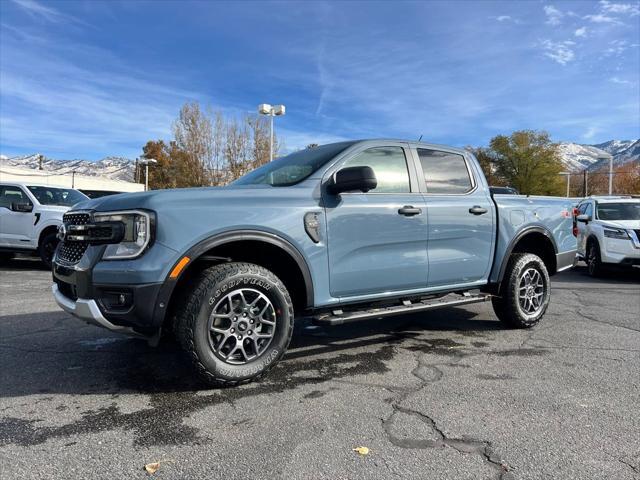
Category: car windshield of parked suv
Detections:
[
  {"x1": 596, "y1": 202, "x2": 640, "y2": 221},
  {"x1": 27, "y1": 186, "x2": 88, "y2": 206},
  {"x1": 233, "y1": 141, "x2": 356, "y2": 187}
]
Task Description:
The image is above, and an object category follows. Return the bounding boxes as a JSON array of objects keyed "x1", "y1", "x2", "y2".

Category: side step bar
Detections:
[{"x1": 312, "y1": 292, "x2": 492, "y2": 326}]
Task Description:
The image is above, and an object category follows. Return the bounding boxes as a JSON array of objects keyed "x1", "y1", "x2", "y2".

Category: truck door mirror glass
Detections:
[
  {"x1": 327, "y1": 166, "x2": 377, "y2": 195},
  {"x1": 11, "y1": 202, "x2": 33, "y2": 213},
  {"x1": 576, "y1": 214, "x2": 590, "y2": 223}
]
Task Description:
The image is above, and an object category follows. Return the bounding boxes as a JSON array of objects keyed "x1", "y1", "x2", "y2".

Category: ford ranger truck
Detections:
[{"x1": 51, "y1": 140, "x2": 577, "y2": 386}]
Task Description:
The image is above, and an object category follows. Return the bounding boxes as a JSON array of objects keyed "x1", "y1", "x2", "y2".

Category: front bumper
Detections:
[
  {"x1": 52, "y1": 241, "x2": 177, "y2": 336},
  {"x1": 52, "y1": 284, "x2": 144, "y2": 337},
  {"x1": 601, "y1": 237, "x2": 640, "y2": 265}
]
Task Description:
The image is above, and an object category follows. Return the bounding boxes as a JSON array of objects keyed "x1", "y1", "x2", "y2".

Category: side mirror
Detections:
[
  {"x1": 11, "y1": 202, "x2": 33, "y2": 213},
  {"x1": 576, "y1": 214, "x2": 590, "y2": 223},
  {"x1": 327, "y1": 166, "x2": 377, "y2": 195}
]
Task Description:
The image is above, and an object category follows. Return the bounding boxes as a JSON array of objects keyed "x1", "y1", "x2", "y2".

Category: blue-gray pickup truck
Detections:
[{"x1": 52, "y1": 139, "x2": 577, "y2": 385}]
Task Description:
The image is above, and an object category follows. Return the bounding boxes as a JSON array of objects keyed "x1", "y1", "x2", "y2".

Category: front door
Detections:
[
  {"x1": 414, "y1": 148, "x2": 494, "y2": 287},
  {"x1": 0, "y1": 185, "x2": 34, "y2": 247},
  {"x1": 324, "y1": 145, "x2": 428, "y2": 298}
]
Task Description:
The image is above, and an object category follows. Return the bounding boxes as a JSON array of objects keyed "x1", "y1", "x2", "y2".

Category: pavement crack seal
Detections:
[{"x1": 382, "y1": 346, "x2": 512, "y2": 479}]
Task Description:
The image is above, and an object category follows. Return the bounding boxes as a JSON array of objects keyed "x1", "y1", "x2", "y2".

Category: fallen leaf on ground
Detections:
[
  {"x1": 144, "y1": 462, "x2": 161, "y2": 474},
  {"x1": 353, "y1": 446, "x2": 370, "y2": 455}
]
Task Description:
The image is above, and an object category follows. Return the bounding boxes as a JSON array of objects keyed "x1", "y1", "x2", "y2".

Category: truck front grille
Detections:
[{"x1": 58, "y1": 212, "x2": 91, "y2": 264}]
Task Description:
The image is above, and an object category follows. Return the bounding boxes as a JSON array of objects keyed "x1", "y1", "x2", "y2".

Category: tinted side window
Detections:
[
  {"x1": 417, "y1": 149, "x2": 472, "y2": 194},
  {"x1": 584, "y1": 203, "x2": 593, "y2": 217},
  {"x1": 343, "y1": 147, "x2": 410, "y2": 193},
  {"x1": 0, "y1": 186, "x2": 28, "y2": 209}
]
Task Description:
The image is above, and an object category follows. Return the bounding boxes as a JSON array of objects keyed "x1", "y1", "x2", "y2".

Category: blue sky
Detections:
[{"x1": 0, "y1": 0, "x2": 639, "y2": 160}]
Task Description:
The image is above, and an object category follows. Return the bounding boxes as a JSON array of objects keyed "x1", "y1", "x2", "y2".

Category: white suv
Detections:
[
  {"x1": 575, "y1": 196, "x2": 640, "y2": 276},
  {"x1": 0, "y1": 182, "x2": 88, "y2": 267}
]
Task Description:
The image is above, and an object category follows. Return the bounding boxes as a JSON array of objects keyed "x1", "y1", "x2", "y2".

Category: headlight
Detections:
[
  {"x1": 94, "y1": 210, "x2": 154, "y2": 259},
  {"x1": 603, "y1": 228, "x2": 629, "y2": 240}
]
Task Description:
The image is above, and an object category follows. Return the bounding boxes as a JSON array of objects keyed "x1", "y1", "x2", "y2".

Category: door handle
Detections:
[
  {"x1": 398, "y1": 205, "x2": 422, "y2": 216},
  {"x1": 469, "y1": 206, "x2": 488, "y2": 215}
]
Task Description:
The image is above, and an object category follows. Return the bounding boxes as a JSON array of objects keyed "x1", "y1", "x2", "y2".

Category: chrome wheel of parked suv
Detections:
[
  {"x1": 175, "y1": 262, "x2": 293, "y2": 386},
  {"x1": 492, "y1": 253, "x2": 550, "y2": 328}
]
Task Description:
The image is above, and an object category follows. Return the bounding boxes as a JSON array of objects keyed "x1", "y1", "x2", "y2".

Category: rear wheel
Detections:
[
  {"x1": 38, "y1": 232, "x2": 59, "y2": 269},
  {"x1": 587, "y1": 240, "x2": 603, "y2": 277},
  {"x1": 175, "y1": 262, "x2": 294, "y2": 386},
  {"x1": 492, "y1": 253, "x2": 550, "y2": 328}
]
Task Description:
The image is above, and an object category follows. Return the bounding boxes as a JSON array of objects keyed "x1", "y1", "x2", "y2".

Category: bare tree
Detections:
[{"x1": 173, "y1": 102, "x2": 212, "y2": 186}]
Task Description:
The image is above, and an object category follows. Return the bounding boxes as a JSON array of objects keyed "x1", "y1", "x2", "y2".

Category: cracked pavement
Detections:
[{"x1": 1, "y1": 258, "x2": 639, "y2": 479}]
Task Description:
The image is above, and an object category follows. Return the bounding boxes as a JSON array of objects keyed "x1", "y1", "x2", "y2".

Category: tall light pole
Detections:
[
  {"x1": 559, "y1": 171, "x2": 570, "y2": 197},
  {"x1": 258, "y1": 104, "x2": 286, "y2": 162},
  {"x1": 597, "y1": 153, "x2": 614, "y2": 195},
  {"x1": 138, "y1": 158, "x2": 158, "y2": 191}
]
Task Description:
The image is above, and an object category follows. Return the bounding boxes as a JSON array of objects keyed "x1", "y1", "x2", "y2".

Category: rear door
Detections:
[
  {"x1": 323, "y1": 143, "x2": 429, "y2": 298},
  {"x1": 0, "y1": 185, "x2": 34, "y2": 247},
  {"x1": 413, "y1": 148, "x2": 494, "y2": 287}
]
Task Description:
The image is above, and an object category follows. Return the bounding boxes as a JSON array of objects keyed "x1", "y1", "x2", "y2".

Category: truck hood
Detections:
[
  {"x1": 70, "y1": 184, "x2": 307, "y2": 212},
  {"x1": 38, "y1": 205, "x2": 71, "y2": 215},
  {"x1": 600, "y1": 220, "x2": 640, "y2": 230}
]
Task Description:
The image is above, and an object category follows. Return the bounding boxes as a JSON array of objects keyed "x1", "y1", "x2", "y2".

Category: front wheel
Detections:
[
  {"x1": 492, "y1": 253, "x2": 550, "y2": 328},
  {"x1": 175, "y1": 262, "x2": 294, "y2": 387},
  {"x1": 587, "y1": 241, "x2": 604, "y2": 277},
  {"x1": 38, "y1": 232, "x2": 59, "y2": 269}
]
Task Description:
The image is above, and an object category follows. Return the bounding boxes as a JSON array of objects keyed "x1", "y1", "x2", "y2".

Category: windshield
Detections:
[
  {"x1": 27, "y1": 186, "x2": 88, "y2": 206},
  {"x1": 233, "y1": 141, "x2": 356, "y2": 186},
  {"x1": 596, "y1": 202, "x2": 640, "y2": 221}
]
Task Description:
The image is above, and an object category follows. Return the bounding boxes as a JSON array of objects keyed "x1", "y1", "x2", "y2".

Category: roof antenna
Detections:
[{"x1": 418, "y1": 135, "x2": 423, "y2": 142}]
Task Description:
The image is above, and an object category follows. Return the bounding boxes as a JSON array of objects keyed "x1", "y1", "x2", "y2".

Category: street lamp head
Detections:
[
  {"x1": 272, "y1": 104, "x2": 286, "y2": 116},
  {"x1": 139, "y1": 158, "x2": 158, "y2": 166},
  {"x1": 597, "y1": 153, "x2": 613, "y2": 161},
  {"x1": 258, "y1": 104, "x2": 272, "y2": 115}
]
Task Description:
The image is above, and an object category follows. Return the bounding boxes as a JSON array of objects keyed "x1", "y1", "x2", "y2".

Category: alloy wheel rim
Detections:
[
  {"x1": 208, "y1": 288, "x2": 276, "y2": 365},
  {"x1": 517, "y1": 267, "x2": 545, "y2": 315}
]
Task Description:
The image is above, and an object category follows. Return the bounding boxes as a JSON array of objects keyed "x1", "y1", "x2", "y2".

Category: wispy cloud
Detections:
[
  {"x1": 540, "y1": 40, "x2": 576, "y2": 65},
  {"x1": 544, "y1": 5, "x2": 564, "y2": 25},
  {"x1": 489, "y1": 15, "x2": 517, "y2": 23},
  {"x1": 609, "y1": 76, "x2": 635, "y2": 85},
  {"x1": 574, "y1": 26, "x2": 588, "y2": 37},
  {"x1": 10, "y1": 0, "x2": 87, "y2": 26},
  {"x1": 599, "y1": 0, "x2": 640, "y2": 16},
  {"x1": 584, "y1": 13, "x2": 622, "y2": 24},
  {"x1": 583, "y1": 126, "x2": 598, "y2": 140}
]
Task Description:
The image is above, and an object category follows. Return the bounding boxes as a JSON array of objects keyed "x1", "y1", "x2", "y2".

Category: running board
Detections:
[{"x1": 312, "y1": 292, "x2": 492, "y2": 326}]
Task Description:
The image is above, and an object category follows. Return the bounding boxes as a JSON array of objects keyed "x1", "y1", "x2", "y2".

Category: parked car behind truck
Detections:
[
  {"x1": 51, "y1": 139, "x2": 577, "y2": 386},
  {"x1": 0, "y1": 182, "x2": 89, "y2": 267},
  {"x1": 575, "y1": 196, "x2": 640, "y2": 276}
]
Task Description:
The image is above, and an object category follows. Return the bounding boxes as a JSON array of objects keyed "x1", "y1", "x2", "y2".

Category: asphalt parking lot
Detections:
[{"x1": 0, "y1": 259, "x2": 638, "y2": 480}]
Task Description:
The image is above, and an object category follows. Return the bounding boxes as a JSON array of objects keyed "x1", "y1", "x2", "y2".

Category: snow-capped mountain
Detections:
[
  {"x1": 557, "y1": 139, "x2": 639, "y2": 171},
  {"x1": 0, "y1": 154, "x2": 136, "y2": 181}
]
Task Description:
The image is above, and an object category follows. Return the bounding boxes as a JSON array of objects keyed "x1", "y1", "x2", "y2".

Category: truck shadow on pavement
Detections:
[
  {"x1": 0, "y1": 307, "x2": 499, "y2": 399},
  {"x1": 0, "y1": 307, "x2": 514, "y2": 447}
]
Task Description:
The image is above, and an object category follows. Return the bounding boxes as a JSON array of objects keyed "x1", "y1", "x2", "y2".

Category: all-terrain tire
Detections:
[
  {"x1": 174, "y1": 262, "x2": 294, "y2": 387},
  {"x1": 38, "y1": 232, "x2": 59, "y2": 269},
  {"x1": 587, "y1": 240, "x2": 604, "y2": 277},
  {"x1": 492, "y1": 253, "x2": 550, "y2": 329}
]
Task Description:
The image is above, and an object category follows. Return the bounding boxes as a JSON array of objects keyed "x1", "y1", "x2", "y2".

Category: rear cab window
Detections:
[{"x1": 417, "y1": 149, "x2": 473, "y2": 194}]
